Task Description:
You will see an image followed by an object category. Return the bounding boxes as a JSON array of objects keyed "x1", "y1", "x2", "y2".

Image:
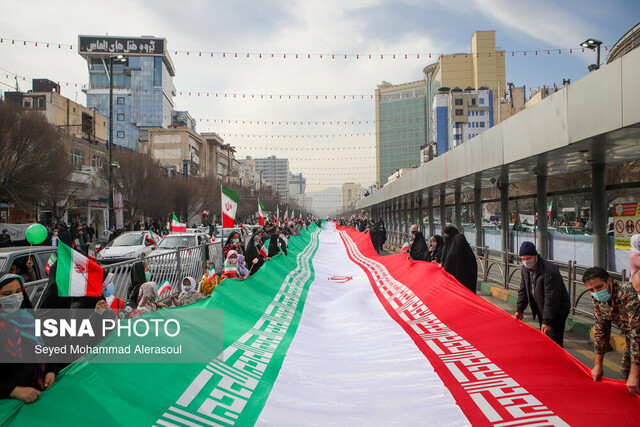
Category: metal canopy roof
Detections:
[{"x1": 358, "y1": 46, "x2": 640, "y2": 208}]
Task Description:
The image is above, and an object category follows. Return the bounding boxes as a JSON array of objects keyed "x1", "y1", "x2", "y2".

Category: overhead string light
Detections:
[
  {"x1": 0, "y1": 36, "x2": 622, "y2": 59},
  {"x1": 1, "y1": 73, "x2": 570, "y2": 103}
]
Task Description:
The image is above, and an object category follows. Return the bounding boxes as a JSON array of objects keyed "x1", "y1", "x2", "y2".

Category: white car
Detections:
[
  {"x1": 96, "y1": 231, "x2": 160, "y2": 265},
  {"x1": 211, "y1": 227, "x2": 248, "y2": 244},
  {"x1": 148, "y1": 232, "x2": 213, "y2": 276}
]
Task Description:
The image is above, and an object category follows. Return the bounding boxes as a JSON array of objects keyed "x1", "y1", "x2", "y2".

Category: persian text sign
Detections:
[{"x1": 79, "y1": 36, "x2": 165, "y2": 56}]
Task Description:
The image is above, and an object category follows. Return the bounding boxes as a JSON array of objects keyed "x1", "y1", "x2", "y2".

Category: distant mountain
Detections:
[{"x1": 305, "y1": 186, "x2": 342, "y2": 217}]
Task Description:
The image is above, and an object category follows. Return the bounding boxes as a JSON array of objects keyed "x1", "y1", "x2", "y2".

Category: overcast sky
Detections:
[{"x1": 0, "y1": 0, "x2": 637, "y2": 214}]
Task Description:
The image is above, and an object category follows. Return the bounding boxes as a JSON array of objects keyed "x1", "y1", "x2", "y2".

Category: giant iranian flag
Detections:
[
  {"x1": 4, "y1": 223, "x2": 640, "y2": 425},
  {"x1": 56, "y1": 240, "x2": 104, "y2": 297},
  {"x1": 221, "y1": 186, "x2": 239, "y2": 228}
]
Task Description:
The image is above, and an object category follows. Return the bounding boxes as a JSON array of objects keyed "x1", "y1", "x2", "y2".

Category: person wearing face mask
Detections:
[
  {"x1": 426, "y1": 235, "x2": 444, "y2": 263},
  {"x1": 169, "y1": 276, "x2": 204, "y2": 307},
  {"x1": 50, "y1": 228, "x2": 58, "y2": 247},
  {"x1": 440, "y1": 225, "x2": 459, "y2": 266},
  {"x1": 0, "y1": 273, "x2": 59, "y2": 403},
  {"x1": 129, "y1": 282, "x2": 167, "y2": 318},
  {"x1": 245, "y1": 233, "x2": 266, "y2": 275},
  {"x1": 515, "y1": 242, "x2": 570, "y2": 347},
  {"x1": 223, "y1": 233, "x2": 244, "y2": 258},
  {"x1": 408, "y1": 224, "x2": 428, "y2": 261},
  {"x1": 584, "y1": 267, "x2": 640, "y2": 396},
  {"x1": 443, "y1": 234, "x2": 478, "y2": 294},
  {"x1": 221, "y1": 251, "x2": 240, "y2": 281}
]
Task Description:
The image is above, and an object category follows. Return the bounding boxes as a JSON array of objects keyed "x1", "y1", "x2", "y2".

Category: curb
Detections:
[{"x1": 478, "y1": 281, "x2": 626, "y2": 353}]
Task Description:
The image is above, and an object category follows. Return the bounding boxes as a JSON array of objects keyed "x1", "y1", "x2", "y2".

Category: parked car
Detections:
[
  {"x1": 211, "y1": 227, "x2": 248, "y2": 243},
  {"x1": 0, "y1": 246, "x2": 58, "y2": 308},
  {"x1": 148, "y1": 232, "x2": 213, "y2": 273},
  {"x1": 96, "y1": 231, "x2": 161, "y2": 265}
]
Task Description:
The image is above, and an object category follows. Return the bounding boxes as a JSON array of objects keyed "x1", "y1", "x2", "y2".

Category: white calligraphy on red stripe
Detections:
[{"x1": 339, "y1": 230, "x2": 568, "y2": 427}]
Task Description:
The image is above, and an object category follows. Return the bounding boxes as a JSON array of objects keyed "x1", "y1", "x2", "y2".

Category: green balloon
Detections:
[{"x1": 25, "y1": 223, "x2": 48, "y2": 245}]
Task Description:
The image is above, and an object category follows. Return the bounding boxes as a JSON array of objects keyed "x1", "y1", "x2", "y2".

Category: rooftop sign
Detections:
[{"x1": 78, "y1": 36, "x2": 165, "y2": 56}]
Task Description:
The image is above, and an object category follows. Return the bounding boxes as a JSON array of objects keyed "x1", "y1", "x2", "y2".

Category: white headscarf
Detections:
[
  {"x1": 181, "y1": 276, "x2": 197, "y2": 296},
  {"x1": 631, "y1": 234, "x2": 640, "y2": 255},
  {"x1": 136, "y1": 282, "x2": 159, "y2": 314}
]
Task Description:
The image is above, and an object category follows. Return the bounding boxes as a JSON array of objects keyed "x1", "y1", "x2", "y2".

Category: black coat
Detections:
[
  {"x1": 39, "y1": 263, "x2": 71, "y2": 310},
  {"x1": 440, "y1": 225, "x2": 459, "y2": 265},
  {"x1": 127, "y1": 261, "x2": 146, "y2": 307},
  {"x1": 516, "y1": 256, "x2": 570, "y2": 324},
  {"x1": 426, "y1": 235, "x2": 444, "y2": 263},
  {"x1": 443, "y1": 234, "x2": 477, "y2": 293},
  {"x1": 0, "y1": 285, "x2": 59, "y2": 398},
  {"x1": 245, "y1": 235, "x2": 264, "y2": 275},
  {"x1": 409, "y1": 231, "x2": 428, "y2": 261},
  {"x1": 58, "y1": 230, "x2": 73, "y2": 247}
]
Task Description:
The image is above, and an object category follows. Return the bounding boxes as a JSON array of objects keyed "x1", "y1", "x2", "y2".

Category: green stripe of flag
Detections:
[
  {"x1": 1, "y1": 223, "x2": 320, "y2": 426},
  {"x1": 222, "y1": 186, "x2": 239, "y2": 203},
  {"x1": 55, "y1": 240, "x2": 73, "y2": 296}
]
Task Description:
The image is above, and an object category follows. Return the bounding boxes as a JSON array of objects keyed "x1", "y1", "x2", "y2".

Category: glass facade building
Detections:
[
  {"x1": 79, "y1": 36, "x2": 176, "y2": 150},
  {"x1": 375, "y1": 81, "x2": 428, "y2": 186}
]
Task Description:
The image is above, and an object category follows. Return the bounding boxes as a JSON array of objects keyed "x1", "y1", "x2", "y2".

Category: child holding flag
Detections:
[
  {"x1": 221, "y1": 251, "x2": 240, "y2": 281},
  {"x1": 200, "y1": 263, "x2": 219, "y2": 296}
]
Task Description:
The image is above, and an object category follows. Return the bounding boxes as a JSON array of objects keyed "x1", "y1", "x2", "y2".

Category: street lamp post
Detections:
[
  {"x1": 108, "y1": 54, "x2": 126, "y2": 229},
  {"x1": 259, "y1": 170, "x2": 264, "y2": 202},
  {"x1": 580, "y1": 38, "x2": 603, "y2": 71}
]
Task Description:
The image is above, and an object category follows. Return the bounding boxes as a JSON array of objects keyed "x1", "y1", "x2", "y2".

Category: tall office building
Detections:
[
  {"x1": 433, "y1": 87, "x2": 493, "y2": 154},
  {"x1": 375, "y1": 31, "x2": 506, "y2": 186},
  {"x1": 432, "y1": 31, "x2": 505, "y2": 128},
  {"x1": 79, "y1": 35, "x2": 177, "y2": 151},
  {"x1": 342, "y1": 183, "x2": 364, "y2": 211},
  {"x1": 240, "y1": 156, "x2": 290, "y2": 201},
  {"x1": 375, "y1": 80, "x2": 428, "y2": 186}
]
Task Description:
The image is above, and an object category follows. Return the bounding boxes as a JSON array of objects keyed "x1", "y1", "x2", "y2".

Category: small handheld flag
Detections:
[
  {"x1": 259, "y1": 240, "x2": 269, "y2": 257},
  {"x1": 145, "y1": 231, "x2": 158, "y2": 245},
  {"x1": 106, "y1": 295, "x2": 125, "y2": 315},
  {"x1": 44, "y1": 253, "x2": 57, "y2": 275},
  {"x1": 171, "y1": 214, "x2": 186, "y2": 232},
  {"x1": 401, "y1": 240, "x2": 410, "y2": 251},
  {"x1": 157, "y1": 279, "x2": 172, "y2": 299},
  {"x1": 56, "y1": 241, "x2": 104, "y2": 297},
  {"x1": 207, "y1": 265, "x2": 216, "y2": 280}
]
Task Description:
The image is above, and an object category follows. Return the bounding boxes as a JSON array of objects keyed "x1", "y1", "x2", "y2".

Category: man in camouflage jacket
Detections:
[{"x1": 583, "y1": 266, "x2": 640, "y2": 396}]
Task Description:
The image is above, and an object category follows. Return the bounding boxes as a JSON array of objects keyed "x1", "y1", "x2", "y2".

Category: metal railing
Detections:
[
  {"x1": 469, "y1": 245, "x2": 627, "y2": 320},
  {"x1": 24, "y1": 233, "x2": 255, "y2": 309},
  {"x1": 381, "y1": 231, "x2": 627, "y2": 320}
]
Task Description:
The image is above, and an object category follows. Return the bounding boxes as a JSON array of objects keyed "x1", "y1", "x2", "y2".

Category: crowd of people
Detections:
[
  {"x1": 2, "y1": 215, "x2": 640, "y2": 403},
  {"x1": 342, "y1": 216, "x2": 640, "y2": 396},
  {"x1": 0, "y1": 217, "x2": 318, "y2": 404}
]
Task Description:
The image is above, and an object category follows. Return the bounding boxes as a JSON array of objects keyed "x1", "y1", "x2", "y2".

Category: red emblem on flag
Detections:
[
  {"x1": 328, "y1": 276, "x2": 352, "y2": 283},
  {"x1": 74, "y1": 264, "x2": 86, "y2": 274},
  {"x1": 225, "y1": 202, "x2": 233, "y2": 211}
]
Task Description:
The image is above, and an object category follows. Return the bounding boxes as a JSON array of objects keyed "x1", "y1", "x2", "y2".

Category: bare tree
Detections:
[
  {"x1": 113, "y1": 147, "x2": 164, "y2": 224},
  {"x1": 0, "y1": 101, "x2": 71, "y2": 209}
]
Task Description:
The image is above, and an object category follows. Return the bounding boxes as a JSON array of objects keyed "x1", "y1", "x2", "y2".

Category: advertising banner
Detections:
[{"x1": 613, "y1": 201, "x2": 640, "y2": 249}]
